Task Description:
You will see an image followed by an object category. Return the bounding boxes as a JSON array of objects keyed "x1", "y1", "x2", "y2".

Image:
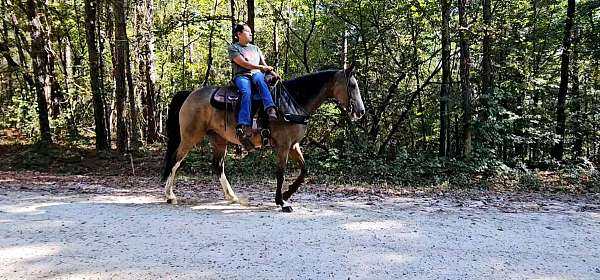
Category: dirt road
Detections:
[{"x1": 1, "y1": 185, "x2": 600, "y2": 279}]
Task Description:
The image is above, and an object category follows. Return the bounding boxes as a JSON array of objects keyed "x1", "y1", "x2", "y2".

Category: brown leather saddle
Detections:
[{"x1": 210, "y1": 73, "x2": 280, "y2": 113}]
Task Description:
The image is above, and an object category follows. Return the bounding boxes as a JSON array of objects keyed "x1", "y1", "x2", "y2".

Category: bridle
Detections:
[{"x1": 342, "y1": 70, "x2": 356, "y2": 115}]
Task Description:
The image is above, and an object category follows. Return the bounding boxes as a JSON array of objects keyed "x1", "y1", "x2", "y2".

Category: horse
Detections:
[{"x1": 161, "y1": 64, "x2": 365, "y2": 212}]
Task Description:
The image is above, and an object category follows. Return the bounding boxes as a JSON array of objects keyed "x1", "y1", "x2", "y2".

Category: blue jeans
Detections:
[{"x1": 234, "y1": 72, "x2": 275, "y2": 126}]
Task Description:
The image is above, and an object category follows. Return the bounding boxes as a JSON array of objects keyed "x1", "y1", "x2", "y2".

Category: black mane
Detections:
[{"x1": 281, "y1": 70, "x2": 338, "y2": 107}]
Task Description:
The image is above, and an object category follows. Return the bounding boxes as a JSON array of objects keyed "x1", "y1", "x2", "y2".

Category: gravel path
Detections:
[{"x1": 1, "y1": 188, "x2": 600, "y2": 280}]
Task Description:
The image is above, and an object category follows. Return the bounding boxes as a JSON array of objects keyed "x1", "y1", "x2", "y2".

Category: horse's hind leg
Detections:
[
  {"x1": 209, "y1": 134, "x2": 239, "y2": 203},
  {"x1": 282, "y1": 143, "x2": 306, "y2": 201},
  {"x1": 164, "y1": 141, "x2": 195, "y2": 204}
]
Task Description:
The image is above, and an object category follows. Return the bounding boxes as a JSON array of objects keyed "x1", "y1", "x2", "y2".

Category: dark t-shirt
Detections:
[{"x1": 228, "y1": 42, "x2": 264, "y2": 77}]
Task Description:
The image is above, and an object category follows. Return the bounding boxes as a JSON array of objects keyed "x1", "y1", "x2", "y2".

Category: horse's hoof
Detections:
[
  {"x1": 166, "y1": 198, "x2": 177, "y2": 205},
  {"x1": 282, "y1": 206, "x2": 293, "y2": 213}
]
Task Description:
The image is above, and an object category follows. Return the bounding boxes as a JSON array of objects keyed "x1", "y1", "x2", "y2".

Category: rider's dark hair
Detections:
[{"x1": 232, "y1": 24, "x2": 246, "y2": 42}]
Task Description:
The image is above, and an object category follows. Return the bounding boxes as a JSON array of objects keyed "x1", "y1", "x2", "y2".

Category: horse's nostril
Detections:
[{"x1": 359, "y1": 109, "x2": 365, "y2": 115}]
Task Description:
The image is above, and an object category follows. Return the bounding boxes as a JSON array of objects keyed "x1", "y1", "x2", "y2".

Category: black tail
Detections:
[{"x1": 161, "y1": 90, "x2": 192, "y2": 182}]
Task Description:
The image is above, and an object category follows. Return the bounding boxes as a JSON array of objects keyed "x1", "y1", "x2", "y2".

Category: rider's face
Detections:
[{"x1": 238, "y1": 26, "x2": 252, "y2": 43}]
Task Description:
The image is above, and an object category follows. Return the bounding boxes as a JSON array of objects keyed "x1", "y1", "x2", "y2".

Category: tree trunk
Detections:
[
  {"x1": 246, "y1": 0, "x2": 254, "y2": 33},
  {"x1": 571, "y1": 26, "x2": 582, "y2": 159},
  {"x1": 480, "y1": 0, "x2": 492, "y2": 122},
  {"x1": 439, "y1": 0, "x2": 451, "y2": 157},
  {"x1": 273, "y1": 18, "x2": 279, "y2": 70},
  {"x1": 104, "y1": 2, "x2": 114, "y2": 147},
  {"x1": 113, "y1": 0, "x2": 129, "y2": 153},
  {"x1": 458, "y1": 0, "x2": 472, "y2": 158},
  {"x1": 143, "y1": 0, "x2": 159, "y2": 143},
  {"x1": 25, "y1": 0, "x2": 52, "y2": 144},
  {"x1": 551, "y1": 0, "x2": 575, "y2": 161},
  {"x1": 342, "y1": 29, "x2": 348, "y2": 69},
  {"x1": 85, "y1": 0, "x2": 109, "y2": 151},
  {"x1": 410, "y1": 16, "x2": 426, "y2": 148},
  {"x1": 203, "y1": 0, "x2": 218, "y2": 87},
  {"x1": 125, "y1": 1, "x2": 140, "y2": 150},
  {"x1": 230, "y1": 0, "x2": 236, "y2": 42}
]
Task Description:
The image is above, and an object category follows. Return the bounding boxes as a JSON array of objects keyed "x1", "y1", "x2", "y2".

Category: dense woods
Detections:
[{"x1": 0, "y1": 0, "x2": 599, "y2": 185}]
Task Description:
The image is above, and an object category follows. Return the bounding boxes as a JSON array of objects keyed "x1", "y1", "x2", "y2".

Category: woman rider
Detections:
[{"x1": 228, "y1": 23, "x2": 278, "y2": 141}]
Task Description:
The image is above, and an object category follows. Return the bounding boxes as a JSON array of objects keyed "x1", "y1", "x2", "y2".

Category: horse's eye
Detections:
[{"x1": 349, "y1": 84, "x2": 356, "y2": 89}]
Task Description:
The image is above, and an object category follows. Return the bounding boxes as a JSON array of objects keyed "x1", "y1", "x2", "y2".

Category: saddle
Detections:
[{"x1": 210, "y1": 73, "x2": 280, "y2": 112}]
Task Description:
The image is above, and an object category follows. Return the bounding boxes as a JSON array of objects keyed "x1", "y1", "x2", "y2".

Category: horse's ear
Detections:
[{"x1": 344, "y1": 63, "x2": 355, "y2": 77}]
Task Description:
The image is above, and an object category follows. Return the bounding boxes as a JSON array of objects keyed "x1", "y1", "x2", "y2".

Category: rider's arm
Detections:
[
  {"x1": 232, "y1": 55, "x2": 273, "y2": 72},
  {"x1": 259, "y1": 50, "x2": 268, "y2": 66}
]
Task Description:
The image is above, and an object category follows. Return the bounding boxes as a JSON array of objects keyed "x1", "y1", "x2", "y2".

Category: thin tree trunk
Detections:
[
  {"x1": 342, "y1": 29, "x2": 348, "y2": 69},
  {"x1": 85, "y1": 0, "x2": 109, "y2": 151},
  {"x1": 246, "y1": 0, "x2": 254, "y2": 33},
  {"x1": 25, "y1": 0, "x2": 52, "y2": 144},
  {"x1": 106, "y1": 3, "x2": 116, "y2": 147},
  {"x1": 230, "y1": 0, "x2": 236, "y2": 42},
  {"x1": 480, "y1": 0, "x2": 492, "y2": 122},
  {"x1": 284, "y1": 14, "x2": 290, "y2": 74},
  {"x1": 410, "y1": 16, "x2": 426, "y2": 148},
  {"x1": 439, "y1": 0, "x2": 451, "y2": 157},
  {"x1": 203, "y1": 0, "x2": 218, "y2": 87},
  {"x1": 552, "y1": 0, "x2": 575, "y2": 161},
  {"x1": 458, "y1": 0, "x2": 472, "y2": 158},
  {"x1": 126, "y1": 0, "x2": 140, "y2": 150},
  {"x1": 273, "y1": 18, "x2": 279, "y2": 70},
  {"x1": 114, "y1": 0, "x2": 129, "y2": 152},
  {"x1": 144, "y1": 0, "x2": 159, "y2": 142},
  {"x1": 571, "y1": 26, "x2": 582, "y2": 159}
]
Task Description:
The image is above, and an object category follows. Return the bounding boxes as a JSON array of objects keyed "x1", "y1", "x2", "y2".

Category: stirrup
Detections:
[
  {"x1": 236, "y1": 126, "x2": 254, "y2": 151},
  {"x1": 260, "y1": 129, "x2": 271, "y2": 147}
]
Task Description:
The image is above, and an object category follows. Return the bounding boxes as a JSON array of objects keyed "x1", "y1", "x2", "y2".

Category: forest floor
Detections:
[{"x1": 1, "y1": 131, "x2": 600, "y2": 279}]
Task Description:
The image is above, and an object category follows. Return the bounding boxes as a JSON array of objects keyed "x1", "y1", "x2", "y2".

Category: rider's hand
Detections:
[{"x1": 260, "y1": 65, "x2": 273, "y2": 72}]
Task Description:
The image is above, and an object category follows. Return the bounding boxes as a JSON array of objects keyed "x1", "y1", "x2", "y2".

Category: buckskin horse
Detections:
[{"x1": 161, "y1": 65, "x2": 365, "y2": 212}]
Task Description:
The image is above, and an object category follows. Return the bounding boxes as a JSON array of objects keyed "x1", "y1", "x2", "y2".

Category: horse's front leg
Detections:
[
  {"x1": 282, "y1": 143, "x2": 306, "y2": 201},
  {"x1": 275, "y1": 146, "x2": 292, "y2": 212}
]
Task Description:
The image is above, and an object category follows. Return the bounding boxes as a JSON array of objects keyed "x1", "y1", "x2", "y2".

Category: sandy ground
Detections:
[{"x1": 2, "y1": 184, "x2": 600, "y2": 280}]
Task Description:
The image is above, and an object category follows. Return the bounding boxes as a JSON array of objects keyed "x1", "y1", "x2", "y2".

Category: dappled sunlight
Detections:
[
  {"x1": 0, "y1": 243, "x2": 62, "y2": 263},
  {"x1": 190, "y1": 202, "x2": 275, "y2": 212},
  {"x1": 85, "y1": 195, "x2": 161, "y2": 204},
  {"x1": 511, "y1": 274, "x2": 579, "y2": 280},
  {"x1": 344, "y1": 220, "x2": 409, "y2": 231},
  {"x1": 343, "y1": 219, "x2": 418, "y2": 240},
  {"x1": 588, "y1": 212, "x2": 600, "y2": 221},
  {"x1": 350, "y1": 252, "x2": 415, "y2": 278},
  {"x1": 0, "y1": 202, "x2": 66, "y2": 215}
]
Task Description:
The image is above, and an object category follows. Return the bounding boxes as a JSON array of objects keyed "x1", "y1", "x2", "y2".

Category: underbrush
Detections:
[{"x1": 1, "y1": 129, "x2": 598, "y2": 194}]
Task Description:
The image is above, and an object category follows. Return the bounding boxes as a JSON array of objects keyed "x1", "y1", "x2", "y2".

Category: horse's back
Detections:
[{"x1": 178, "y1": 86, "x2": 219, "y2": 132}]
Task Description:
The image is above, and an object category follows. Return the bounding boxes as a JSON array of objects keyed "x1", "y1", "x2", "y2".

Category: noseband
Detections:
[{"x1": 342, "y1": 71, "x2": 356, "y2": 115}]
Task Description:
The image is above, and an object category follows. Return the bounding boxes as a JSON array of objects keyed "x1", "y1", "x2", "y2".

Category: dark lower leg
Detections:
[{"x1": 275, "y1": 168, "x2": 284, "y2": 206}]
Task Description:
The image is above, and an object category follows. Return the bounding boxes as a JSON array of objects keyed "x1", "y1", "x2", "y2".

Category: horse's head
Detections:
[{"x1": 332, "y1": 64, "x2": 365, "y2": 121}]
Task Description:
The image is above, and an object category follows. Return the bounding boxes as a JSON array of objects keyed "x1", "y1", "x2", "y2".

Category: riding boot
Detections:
[
  {"x1": 236, "y1": 125, "x2": 254, "y2": 151},
  {"x1": 266, "y1": 107, "x2": 278, "y2": 121}
]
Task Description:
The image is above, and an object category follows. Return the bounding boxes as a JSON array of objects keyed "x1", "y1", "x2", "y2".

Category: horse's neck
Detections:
[
  {"x1": 284, "y1": 71, "x2": 337, "y2": 115},
  {"x1": 303, "y1": 82, "x2": 333, "y2": 114}
]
